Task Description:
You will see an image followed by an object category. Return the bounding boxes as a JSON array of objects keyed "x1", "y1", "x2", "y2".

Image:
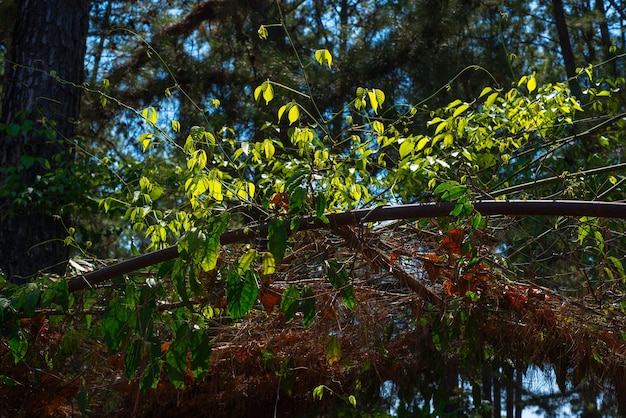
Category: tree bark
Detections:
[
  {"x1": 551, "y1": 0, "x2": 583, "y2": 98},
  {"x1": 0, "y1": 0, "x2": 90, "y2": 282}
]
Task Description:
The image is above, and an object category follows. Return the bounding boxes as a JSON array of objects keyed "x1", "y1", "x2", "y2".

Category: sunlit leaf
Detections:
[
  {"x1": 238, "y1": 249, "x2": 257, "y2": 274},
  {"x1": 452, "y1": 103, "x2": 470, "y2": 118},
  {"x1": 262, "y1": 252, "x2": 276, "y2": 275},
  {"x1": 141, "y1": 106, "x2": 158, "y2": 124},
  {"x1": 479, "y1": 86, "x2": 492, "y2": 98},
  {"x1": 315, "y1": 49, "x2": 332, "y2": 68},
  {"x1": 313, "y1": 385, "x2": 325, "y2": 400},
  {"x1": 527, "y1": 75, "x2": 537, "y2": 93},
  {"x1": 288, "y1": 103, "x2": 300, "y2": 125}
]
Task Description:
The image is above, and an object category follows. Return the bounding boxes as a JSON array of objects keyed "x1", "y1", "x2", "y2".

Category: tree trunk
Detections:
[
  {"x1": 0, "y1": 0, "x2": 90, "y2": 282},
  {"x1": 551, "y1": 0, "x2": 583, "y2": 98}
]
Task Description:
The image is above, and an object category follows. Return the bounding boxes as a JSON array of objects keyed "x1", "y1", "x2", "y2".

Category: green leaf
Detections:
[
  {"x1": 166, "y1": 323, "x2": 190, "y2": 389},
  {"x1": 280, "y1": 285, "x2": 300, "y2": 323},
  {"x1": 40, "y1": 279, "x2": 69, "y2": 310},
  {"x1": 416, "y1": 136, "x2": 429, "y2": 151},
  {"x1": 77, "y1": 389, "x2": 88, "y2": 416},
  {"x1": 373, "y1": 88, "x2": 385, "y2": 106},
  {"x1": 578, "y1": 217, "x2": 592, "y2": 245},
  {"x1": 12, "y1": 283, "x2": 41, "y2": 318},
  {"x1": 315, "y1": 193, "x2": 329, "y2": 224},
  {"x1": 102, "y1": 297, "x2": 134, "y2": 351},
  {"x1": 203, "y1": 213, "x2": 231, "y2": 271},
  {"x1": 289, "y1": 187, "x2": 306, "y2": 215},
  {"x1": 20, "y1": 155, "x2": 35, "y2": 169},
  {"x1": 226, "y1": 269, "x2": 258, "y2": 319},
  {"x1": 268, "y1": 218, "x2": 288, "y2": 264},
  {"x1": 434, "y1": 182, "x2": 467, "y2": 201},
  {"x1": 608, "y1": 256, "x2": 625, "y2": 279},
  {"x1": 140, "y1": 357, "x2": 162, "y2": 391},
  {"x1": 301, "y1": 286, "x2": 316, "y2": 328},
  {"x1": 348, "y1": 395, "x2": 357, "y2": 408},
  {"x1": 313, "y1": 385, "x2": 325, "y2": 400},
  {"x1": 341, "y1": 286, "x2": 355, "y2": 310},
  {"x1": 125, "y1": 338, "x2": 143, "y2": 380},
  {"x1": 471, "y1": 212, "x2": 486, "y2": 230},
  {"x1": 190, "y1": 328, "x2": 211, "y2": 380},
  {"x1": 263, "y1": 82, "x2": 274, "y2": 104},
  {"x1": 7, "y1": 334, "x2": 27, "y2": 364},
  {"x1": 172, "y1": 259, "x2": 191, "y2": 308},
  {"x1": 485, "y1": 92, "x2": 499, "y2": 106},
  {"x1": 326, "y1": 335, "x2": 342, "y2": 365},
  {"x1": 0, "y1": 375, "x2": 21, "y2": 386},
  {"x1": 327, "y1": 260, "x2": 348, "y2": 289}
]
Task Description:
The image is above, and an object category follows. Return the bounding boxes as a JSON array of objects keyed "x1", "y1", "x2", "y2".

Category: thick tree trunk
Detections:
[{"x1": 0, "y1": 0, "x2": 90, "y2": 282}]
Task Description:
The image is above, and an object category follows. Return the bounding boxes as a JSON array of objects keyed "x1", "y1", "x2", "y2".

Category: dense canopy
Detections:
[{"x1": 1, "y1": 0, "x2": 626, "y2": 416}]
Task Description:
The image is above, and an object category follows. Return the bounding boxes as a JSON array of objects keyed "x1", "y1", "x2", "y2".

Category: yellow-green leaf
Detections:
[
  {"x1": 263, "y1": 83, "x2": 274, "y2": 104},
  {"x1": 527, "y1": 75, "x2": 537, "y2": 93},
  {"x1": 278, "y1": 104, "x2": 288, "y2": 122},
  {"x1": 367, "y1": 90, "x2": 379, "y2": 114},
  {"x1": 373, "y1": 89, "x2": 385, "y2": 106},
  {"x1": 452, "y1": 103, "x2": 470, "y2": 118},
  {"x1": 288, "y1": 103, "x2": 300, "y2": 125},
  {"x1": 262, "y1": 252, "x2": 276, "y2": 275},
  {"x1": 314, "y1": 49, "x2": 332, "y2": 68},
  {"x1": 138, "y1": 133, "x2": 153, "y2": 152},
  {"x1": 263, "y1": 138, "x2": 275, "y2": 159},
  {"x1": 485, "y1": 92, "x2": 499, "y2": 107},
  {"x1": 416, "y1": 136, "x2": 429, "y2": 151},
  {"x1": 372, "y1": 120, "x2": 384, "y2": 135},
  {"x1": 479, "y1": 86, "x2": 492, "y2": 98},
  {"x1": 326, "y1": 335, "x2": 342, "y2": 366},
  {"x1": 141, "y1": 107, "x2": 158, "y2": 124},
  {"x1": 237, "y1": 249, "x2": 257, "y2": 274},
  {"x1": 399, "y1": 138, "x2": 413, "y2": 159}
]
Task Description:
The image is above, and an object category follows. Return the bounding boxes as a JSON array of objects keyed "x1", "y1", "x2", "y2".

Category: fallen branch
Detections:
[{"x1": 67, "y1": 200, "x2": 626, "y2": 292}]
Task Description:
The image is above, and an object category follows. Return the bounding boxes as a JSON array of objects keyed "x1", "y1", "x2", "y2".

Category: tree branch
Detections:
[{"x1": 67, "y1": 200, "x2": 626, "y2": 293}]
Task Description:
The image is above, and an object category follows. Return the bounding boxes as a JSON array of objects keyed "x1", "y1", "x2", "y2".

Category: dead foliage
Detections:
[{"x1": 2, "y1": 219, "x2": 626, "y2": 416}]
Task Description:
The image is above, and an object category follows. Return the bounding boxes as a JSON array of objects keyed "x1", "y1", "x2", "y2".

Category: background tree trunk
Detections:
[
  {"x1": 551, "y1": 0, "x2": 583, "y2": 98},
  {"x1": 0, "y1": 0, "x2": 90, "y2": 282}
]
